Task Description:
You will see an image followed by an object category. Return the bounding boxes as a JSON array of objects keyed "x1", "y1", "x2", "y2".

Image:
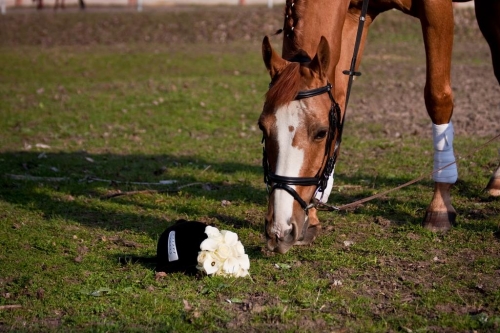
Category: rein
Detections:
[{"x1": 261, "y1": 0, "x2": 370, "y2": 213}]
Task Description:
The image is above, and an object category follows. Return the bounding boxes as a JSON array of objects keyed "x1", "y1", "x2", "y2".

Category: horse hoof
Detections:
[
  {"x1": 295, "y1": 224, "x2": 321, "y2": 246},
  {"x1": 485, "y1": 177, "x2": 500, "y2": 197},
  {"x1": 422, "y1": 211, "x2": 455, "y2": 232}
]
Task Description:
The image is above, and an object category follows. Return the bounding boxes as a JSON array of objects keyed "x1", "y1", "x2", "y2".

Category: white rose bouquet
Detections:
[{"x1": 196, "y1": 226, "x2": 250, "y2": 278}]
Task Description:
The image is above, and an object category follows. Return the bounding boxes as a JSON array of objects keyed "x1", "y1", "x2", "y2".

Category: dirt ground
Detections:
[{"x1": 1, "y1": 5, "x2": 499, "y2": 139}]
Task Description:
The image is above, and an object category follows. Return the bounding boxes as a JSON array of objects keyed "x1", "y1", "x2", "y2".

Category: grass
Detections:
[{"x1": 1, "y1": 6, "x2": 500, "y2": 332}]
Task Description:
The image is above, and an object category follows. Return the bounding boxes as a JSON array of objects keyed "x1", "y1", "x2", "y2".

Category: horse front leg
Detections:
[{"x1": 419, "y1": 2, "x2": 457, "y2": 232}]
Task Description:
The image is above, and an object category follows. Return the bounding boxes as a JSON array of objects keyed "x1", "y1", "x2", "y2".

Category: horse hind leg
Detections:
[
  {"x1": 486, "y1": 157, "x2": 500, "y2": 196},
  {"x1": 475, "y1": 0, "x2": 500, "y2": 85},
  {"x1": 475, "y1": 0, "x2": 500, "y2": 196}
]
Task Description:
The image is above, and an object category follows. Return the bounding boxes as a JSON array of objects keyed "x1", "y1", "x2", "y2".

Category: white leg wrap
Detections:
[
  {"x1": 315, "y1": 167, "x2": 335, "y2": 203},
  {"x1": 432, "y1": 122, "x2": 458, "y2": 183}
]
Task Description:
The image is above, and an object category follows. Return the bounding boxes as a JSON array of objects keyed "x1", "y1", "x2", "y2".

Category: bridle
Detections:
[
  {"x1": 262, "y1": 82, "x2": 343, "y2": 214},
  {"x1": 261, "y1": 0, "x2": 370, "y2": 217}
]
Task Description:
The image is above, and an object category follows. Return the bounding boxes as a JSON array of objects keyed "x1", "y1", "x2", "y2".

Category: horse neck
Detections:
[{"x1": 281, "y1": 0, "x2": 351, "y2": 84}]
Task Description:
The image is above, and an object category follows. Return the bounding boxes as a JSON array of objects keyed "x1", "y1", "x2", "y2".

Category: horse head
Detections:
[{"x1": 259, "y1": 36, "x2": 341, "y2": 254}]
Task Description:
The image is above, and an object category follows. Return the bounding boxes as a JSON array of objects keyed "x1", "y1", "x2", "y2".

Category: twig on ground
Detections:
[
  {"x1": 334, "y1": 185, "x2": 363, "y2": 189},
  {"x1": 101, "y1": 189, "x2": 174, "y2": 199},
  {"x1": 81, "y1": 176, "x2": 177, "y2": 186},
  {"x1": 100, "y1": 182, "x2": 205, "y2": 199},
  {"x1": 0, "y1": 305, "x2": 22, "y2": 310},
  {"x1": 5, "y1": 174, "x2": 69, "y2": 182}
]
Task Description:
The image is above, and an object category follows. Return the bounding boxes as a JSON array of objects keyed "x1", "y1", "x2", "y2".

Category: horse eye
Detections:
[{"x1": 314, "y1": 130, "x2": 328, "y2": 140}]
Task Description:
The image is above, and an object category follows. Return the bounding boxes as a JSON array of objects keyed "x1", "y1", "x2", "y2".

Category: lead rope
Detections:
[{"x1": 316, "y1": 132, "x2": 500, "y2": 211}]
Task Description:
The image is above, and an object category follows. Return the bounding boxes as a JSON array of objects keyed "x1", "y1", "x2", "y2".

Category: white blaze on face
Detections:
[{"x1": 271, "y1": 101, "x2": 304, "y2": 238}]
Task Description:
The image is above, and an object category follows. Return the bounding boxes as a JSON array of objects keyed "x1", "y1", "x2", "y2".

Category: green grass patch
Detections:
[{"x1": 1, "y1": 7, "x2": 499, "y2": 332}]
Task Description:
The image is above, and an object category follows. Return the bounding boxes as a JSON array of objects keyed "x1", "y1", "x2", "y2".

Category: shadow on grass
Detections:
[
  {"x1": 1, "y1": 151, "x2": 497, "y2": 241},
  {"x1": 0, "y1": 151, "x2": 265, "y2": 235}
]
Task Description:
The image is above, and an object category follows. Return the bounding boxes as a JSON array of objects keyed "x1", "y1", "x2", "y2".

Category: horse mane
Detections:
[
  {"x1": 283, "y1": 0, "x2": 305, "y2": 52},
  {"x1": 265, "y1": 62, "x2": 302, "y2": 111},
  {"x1": 264, "y1": 0, "x2": 309, "y2": 111}
]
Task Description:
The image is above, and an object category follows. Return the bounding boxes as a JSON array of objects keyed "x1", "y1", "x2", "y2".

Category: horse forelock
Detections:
[{"x1": 265, "y1": 62, "x2": 302, "y2": 112}]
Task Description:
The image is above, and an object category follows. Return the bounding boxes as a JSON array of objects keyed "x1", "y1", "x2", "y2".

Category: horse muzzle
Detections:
[{"x1": 265, "y1": 217, "x2": 309, "y2": 254}]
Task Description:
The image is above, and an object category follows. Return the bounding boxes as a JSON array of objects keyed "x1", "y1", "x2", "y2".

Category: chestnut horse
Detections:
[{"x1": 259, "y1": 0, "x2": 500, "y2": 254}]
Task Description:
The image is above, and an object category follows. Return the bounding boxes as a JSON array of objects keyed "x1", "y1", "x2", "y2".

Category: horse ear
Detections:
[
  {"x1": 262, "y1": 36, "x2": 288, "y2": 78},
  {"x1": 310, "y1": 36, "x2": 330, "y2": 77}
]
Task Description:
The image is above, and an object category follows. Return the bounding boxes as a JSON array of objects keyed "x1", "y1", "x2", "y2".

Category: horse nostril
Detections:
[
  {"x1": 282, "y1": 228, "x2": 292, "y2": 239},
  {"x1": 277, "y1": 227, "x2": 294, "y2": 243},
  {"x1": 291, "y1": 222, "x2": 299, "y2": 240}
]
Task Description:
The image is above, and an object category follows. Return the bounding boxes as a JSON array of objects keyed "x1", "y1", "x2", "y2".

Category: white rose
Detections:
[
  {"x1": 215, "y1": 243, "x2": 232, "y2": 259},
  {"x1": 197, "y1": 251, "x2": 221, "y2": 275},
  {"x1": 197, "y1": 251, "x2": 207, "y2": 262},
  {"x1": 205, "y1": 226, "x2": 222, "y2": 240},
  {"x1": 237, "y1": 254, "x2": 250, "y2": 271},
  {"x1": 221, "y1": 230, "x2": 238, "y2": 246},
  {"x1": 200, "y1": 238, "x2": 219, "y2": 252},
  {"x1": 233, "y1": 241, "x2": 245, "y2": 257},
  {"x1": 222, "y1": 257, "x2": 240, "y2": 275}
]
